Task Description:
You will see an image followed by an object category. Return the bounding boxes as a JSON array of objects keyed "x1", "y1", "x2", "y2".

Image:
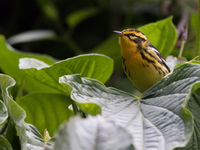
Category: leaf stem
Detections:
[
  {"x1": 178, "y1": 40, "x2": 185, "y2": 58},
  {"x1": 72, "y1": 101, "x2": 79, "y2": 115}
]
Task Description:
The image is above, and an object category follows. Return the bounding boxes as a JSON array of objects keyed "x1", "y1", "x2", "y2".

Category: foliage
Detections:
[
  {"x1": 0, "y1": 13, "x2": 200, "y2": 150},
  {"x1": 139, "y1": 17, "x2": 177, "y2": 58}
]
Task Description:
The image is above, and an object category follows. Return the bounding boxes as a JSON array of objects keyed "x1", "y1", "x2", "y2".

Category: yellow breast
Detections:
[
  {"x1": 122, "y1": 48, "x2": 164, "y2": 92},
  {"x1": 119, "y1": 31, "x2": 168, "y2": 92}
]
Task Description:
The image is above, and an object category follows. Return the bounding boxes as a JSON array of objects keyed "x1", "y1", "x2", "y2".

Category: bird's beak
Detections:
[{"x1": 113, "y1": 30, "x2": 124, "y2": 36}]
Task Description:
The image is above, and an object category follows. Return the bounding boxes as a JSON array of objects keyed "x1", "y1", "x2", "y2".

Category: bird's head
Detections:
[{"x1": 114, "y1": 29, "x2": 148, "y2": 49}]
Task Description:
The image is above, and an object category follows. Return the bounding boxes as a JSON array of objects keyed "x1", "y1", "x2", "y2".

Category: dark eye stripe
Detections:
[{"x1": 125, "y1": 34, "x2": 146, "y2": 43}]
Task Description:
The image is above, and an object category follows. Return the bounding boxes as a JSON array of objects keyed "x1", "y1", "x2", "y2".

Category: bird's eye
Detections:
[
  {"x1": 130, "y1": 33, "x2": 135, "y2": 36},
  {"x1": 127, "y1": 34, "x2": 136, "y2": 40}
]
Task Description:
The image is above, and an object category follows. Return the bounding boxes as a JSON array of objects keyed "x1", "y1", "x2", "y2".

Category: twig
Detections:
[
  {"x1": 176, "y1": 0, "x2": 189, "y2": 58},
  {"x1": 177, "y1": 10, "x2": 188, "y2": 39},
  {"x1": 178, "y1": 23, "x2": 188, "y2": 58}
]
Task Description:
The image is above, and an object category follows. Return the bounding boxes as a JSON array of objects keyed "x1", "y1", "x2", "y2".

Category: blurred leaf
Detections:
[
  {"x1": 7, "y1": 30, "x2": 56, "y2": 45},
  {"x1": 19, "y1": 54, "x2": 113, "y2": 94},
  {"x1": 191, "y1": 13, "x2": 199, "y2": 35},
  {"x1": 0, "y1": 100, "x2": 8, "y2": 125},
  {"x1": 37, "y1": 0, "x2": 58, "y2": 20},
  {"x1": 93, "y1": 36, "x2": 122, "y2": 69},
  {"x1": 17, "y1": 93, "x2": 73, "y2": 136},
  {"x1": 59, "y1": 62, "x2": 200, "y2": 150},
  {"x1": 0, "y1": 136, "x2": 13, "y2": 150},
  {"x1": 53, "y1": 116, "x2": 134, "y2": 150},
  {"x1": 66, "y1": 7, "x2": 100, "y2": 28},
  {"x1": 166, "y1": 56, "x2": 178, "y2": 71},
  {"x1": 191, "y1": 12, "x2": 200, "y2": 56},
  {"x1": 0, "y1": 74, "x2": 53, "y2": 150},
  {"x1": 0, "y1": 35, "x2": 57, "y2": 93},
  {"x1": 165, "y1": 55, "x2": 187, "y2": 71},
  {"x1": 139, "y1": 16, "x2": 177, "y2": 58}
]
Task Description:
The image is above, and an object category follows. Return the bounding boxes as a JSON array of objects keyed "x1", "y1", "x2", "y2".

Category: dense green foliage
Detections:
[{"x1": 0, "y1": 15, "x2": 200, "y2": 150}]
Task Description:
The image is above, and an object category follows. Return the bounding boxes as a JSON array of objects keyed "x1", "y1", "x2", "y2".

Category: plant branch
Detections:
[{"x1": 177, "y1": 10, "x2": 188, "y2": 39}]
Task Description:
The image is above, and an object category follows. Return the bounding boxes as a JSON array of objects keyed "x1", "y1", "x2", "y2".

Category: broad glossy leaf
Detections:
[
  {"x1": 93, "y1": 36, "x2": 122, "y2": 69},
  {"x1": 59, "y1": 63, "x2": 200, "y2": 150},
  {"x1": 0, "y1": 135, "x2": 13, "y2": 150},
  {"x1": 0, "y1": 74, "x2": 53, "y2": 150},
  {"x1": 139, "y1": 16, "x2": 177, "y2": 58},
  {"x1": 53, "y1": 116, "x2": 134, "y2": 150},
  {"x1": 0, "y1": 35, "x2": 56, "y2": 93},
  {"x1": 19, "y1": 54, "x2": 113, "y2": 94},
  {"x1": 17, "y1": 93, "x2": 73, "y2": 136},
  {"x1": 177, "y1": 83, "x2": 200, "y2": 150},
  {"x1": 0, "y1": 100, "x2": 8, "y2": 125},
  {"x1": 7, "y1": 30, "x2": 56, "y2": 45}
]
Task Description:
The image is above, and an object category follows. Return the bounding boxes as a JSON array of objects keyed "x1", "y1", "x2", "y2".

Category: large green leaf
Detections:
[
  {"x1": 0, "y1": 100, "x2": 8, "y2": 125},
  {"x1": 177, "y1": 83, "x2": 200, "y2": 150},
  {"x1": 19, "y1": 54, "x2": 113, "y2": 94},
  {"x1": 0, "y1": 135, "x2": 13, "y2": 150},
  {"x1": 93, "y1": 36, "x2": 122, "y2": 69},
  {"x1": 0, "y1": 74, "x2": 53, "y2": 150},
  {"x1": 0, "y1": 35, "x2": 56, "y2": 93},
  {"x1": 17, "y1": 93, "x2": 73, "y2": 136},
  {"x1": 139, "y1": 16, "x2": 177, "y2": 58},
  {"x1": 53, "y1": 116, "x2": 134, "y2": 150},
  {"x1": 59, "y1": 62, "x2": 200, "y2": 150}
]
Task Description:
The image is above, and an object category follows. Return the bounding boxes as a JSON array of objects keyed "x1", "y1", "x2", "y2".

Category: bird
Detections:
[{"x1": 114, "y1": 29, "x2": 170, "y2": 92}]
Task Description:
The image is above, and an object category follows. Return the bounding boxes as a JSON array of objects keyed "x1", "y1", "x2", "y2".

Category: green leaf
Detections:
[
  {"x1": 37, "y1": 0, "x2": 58, "y2": 21},
  {"x1": 0, "y1": 136, "x2": 13, "y2": 150},
  {"x1": 139, "y1": 16, "x2": 177, "y2": 58},
  {"x1": 0, "y1": 74, "x2": 53, "y2": 150},
  {"x1": 0, "y1": 100, "x2": 8, "y2": 125},
  {"x1": 78, "y1": 103, "x2": 101, "y2": 116},
  {"x1": 19, "y1": 54, "x2": 113, "y2": 94},
  {"x1": 191, "y1": 13, "x2": 199, "y2": 36},
  {"x1": 93, "y1": 36, "x2": 122, "y2": 69},
  {"x1": 59, "y1": 62, "x2": 200, "y2": 150},
  {"x1": 17, "y1": 93, "x2": 73, "y2": 136},
  {"x1": 191, "y1": 12, "x2": 200, "y2": 56},
  {"x1": 53, "y1": 116, "x2": 134, "y2": 150},
  {"x1": 0, "y1": 35, "x2": 56, "y2": 93},
  {"x1": 177, "y1": 83, "x2": 200, "y2": 150},
  {"x1": 66, "y1": 7, "x2": 100, "y2": 28},
  {"x1": 7, "y1": 30, "x2": 56, "y2": 45}
]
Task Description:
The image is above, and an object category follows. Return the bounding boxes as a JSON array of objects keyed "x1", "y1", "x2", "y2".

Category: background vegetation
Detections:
[
  {"x1": 0, "y1": 0, "x2": 200, "y2": 150},
  {"x1": 0, "y1": 0, "x2": 199, "y2": 92}
]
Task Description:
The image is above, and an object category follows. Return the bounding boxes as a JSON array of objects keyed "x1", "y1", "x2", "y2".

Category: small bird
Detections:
[{"x1": 114, "y1": 29, "x2": 170, "y2": 92}]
